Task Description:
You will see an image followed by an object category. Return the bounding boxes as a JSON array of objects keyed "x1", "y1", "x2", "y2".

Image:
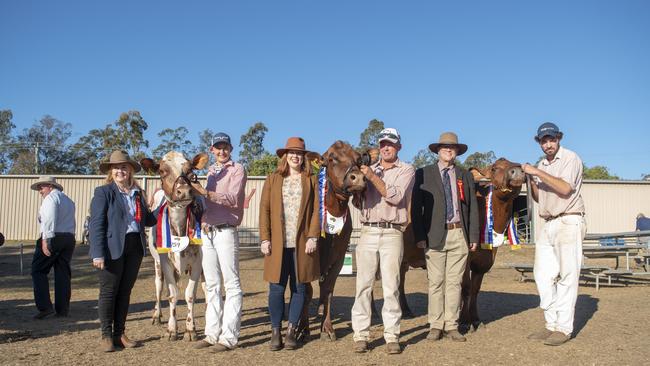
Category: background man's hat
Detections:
[
  {"x1": 99, "y1": 150, "x2": 142, "y2": 174},
  {"x1": 377, "y1": 127, "x2": 401, "y2": 144},
  {"x1": 276, "y1": 137, "x2": 311, "y2": 157},
  {"x1": 211, "y1": 132, "x2": 232, "y2": 148},
  {"x1": 30, "y1": 176, "x2": 64, "y2": 191},
  {"x1": 535, "y1": 122, "x2": 562, "y2": 140},
  {"x1": 428, "y1": 132, "x2": 469, "y2": 155}
]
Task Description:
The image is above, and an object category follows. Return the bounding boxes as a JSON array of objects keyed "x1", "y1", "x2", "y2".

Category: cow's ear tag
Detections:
[{"x1": 171, "y1": 236, "x2": 190, "y2": 253}]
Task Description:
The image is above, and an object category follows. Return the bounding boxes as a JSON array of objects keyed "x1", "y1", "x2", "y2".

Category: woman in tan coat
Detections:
[{"x1": 259, "y1": 137, "x2": 320, "y2": 351}]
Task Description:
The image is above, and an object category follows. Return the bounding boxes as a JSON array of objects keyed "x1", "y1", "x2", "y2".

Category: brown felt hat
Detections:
[
  {"x1": 428, "y1": 132, "x2": 469, "y2": 155},
  {"x1": 99, "y1": 150, "x2": 142, "y2": 173},
  {"x1": 30, "y1": 176, "x2": 64, "y2": 191},
  {"x1": 276, "y1": 137, "x2": 312, "y2": 157}
]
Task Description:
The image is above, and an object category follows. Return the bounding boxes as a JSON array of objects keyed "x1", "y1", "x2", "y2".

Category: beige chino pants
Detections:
[
  {"x1": 351, "y1": 226, "x2": 404, "y2": 343},
  {"x1": 426, "y1": 227, "x2": 468, "y2": 331}
]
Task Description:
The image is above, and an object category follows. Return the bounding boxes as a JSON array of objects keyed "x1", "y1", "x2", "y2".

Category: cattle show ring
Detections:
[{"x1": 1, "y1": 155, "x2": 650, "y2": 365}]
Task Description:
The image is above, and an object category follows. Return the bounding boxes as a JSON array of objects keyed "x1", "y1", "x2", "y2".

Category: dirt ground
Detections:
[{"x1": 1, "y1": 242, "x2": 649, "y2": 366}]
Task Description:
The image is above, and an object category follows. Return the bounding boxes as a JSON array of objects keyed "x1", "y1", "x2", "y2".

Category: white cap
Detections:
[{"x1": 377, "y1": 127, "x2": 401, "y2": 144}]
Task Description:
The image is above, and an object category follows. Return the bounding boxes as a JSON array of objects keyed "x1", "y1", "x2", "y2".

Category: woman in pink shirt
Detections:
[{"x1": 194, "y1": 132, "x2": 247, "y2": 353}]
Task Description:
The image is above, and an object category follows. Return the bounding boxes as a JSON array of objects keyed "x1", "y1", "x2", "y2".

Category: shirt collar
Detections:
[
  {"x1": 372, "y1": 158, "x2": 402, "y2": 171},
  {"x1": 213, "y1": 160, "x2": 234, "y2": 169},
  {"x1": 437, "y1": 161, "x2": 455, "y2": 172}
]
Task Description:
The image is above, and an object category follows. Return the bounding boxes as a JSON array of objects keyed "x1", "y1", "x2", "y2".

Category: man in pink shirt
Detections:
[{"x1": 195, "y1": 132, "x2": 247, "y2": 352}]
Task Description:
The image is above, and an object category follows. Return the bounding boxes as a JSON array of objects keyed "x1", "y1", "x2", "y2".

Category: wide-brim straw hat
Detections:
[
  {"x1": 428, "y1": 132, "x2": 469, "y2": 155},
  {"x1": 99, "y1": 150, "x2": 142, "y2": 174},
  {"x1": 30, "y1": 176, "x2": 64, "y2": 191},
  {"x1": 276, "y1": 137, "x2": 312, "y2": 157}
]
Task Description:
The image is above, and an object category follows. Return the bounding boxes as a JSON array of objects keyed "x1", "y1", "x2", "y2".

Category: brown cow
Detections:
[
  {"x1": 399, "y1": 158, "x2": 525, "y2": 331},
  {"x1": 460, "y1": 158, "x2": 524, "y2": 332},
  {"x1": 296, "y1": 141, "x2": 371, "y2": 342},
  {"x1": 141, "y1": 152, "x2": 209, "y2": 341}
]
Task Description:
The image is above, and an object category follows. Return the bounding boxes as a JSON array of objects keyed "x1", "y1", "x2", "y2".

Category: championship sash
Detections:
[
  {"x1": 480, "y1": 185, "x2": 521, "y2": 250},
  {"x1": 318, "y1": 166, "x2": 347, "y2": 236},
  {"x1": 156, "y1": 201, "x2": 202, "y2": 254}
]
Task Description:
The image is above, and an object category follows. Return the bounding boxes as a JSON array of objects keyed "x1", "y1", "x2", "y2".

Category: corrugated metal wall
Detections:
[
  {"x1": 2, "y1": 176, "x2": 649, "y2": 241},
  {"x1": 531, "y1": 180, "x2": 650, "y2": 239}
]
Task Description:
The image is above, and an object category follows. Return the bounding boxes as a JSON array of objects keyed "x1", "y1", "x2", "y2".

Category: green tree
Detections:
[
  {"x1": 68, "y1": 128, "x2": 113, "y2": 174},
  {"x1": 111, "y1": 110, "x2": 150, "y2": 160},
  {"x1": 461, "y1": 151, "x2": 496, "y2": 169},
  {"x1": 239, "y1": 122, "x2": 268, "y2": 170},
  {"x1": 411, "y1": 149, "x2": 437, "y2": 169},
  {"x1": 8, "y1": 115, "x2": 73, "y2": 174},
  {"x1": 0, "y1": 110, "x2": 15, "y2": 173},
  {"x1": 358, "y1": 119, "x2": 384, "y2": 150},
  {"x1": 583, "y1": 165, "x2": 618, "y2": 180},
  {"x1": 152, "y1": 127, "x2": 193, "y2": 160},
  {"x1": 247, "y1": 152, "x2": 278, "y2": 176}
]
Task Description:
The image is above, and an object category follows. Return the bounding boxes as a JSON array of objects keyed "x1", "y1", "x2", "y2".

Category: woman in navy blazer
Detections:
[{"x1": 89, "y1": 150, "x2": 156, "y2": 352}]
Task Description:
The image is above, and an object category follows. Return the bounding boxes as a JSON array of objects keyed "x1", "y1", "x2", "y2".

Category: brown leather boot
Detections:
[
  {"x1": 269, "y1": 327, "x2": 282, "y2": 351},
  {"x1": 114, "y1": 334, "x2": 140, "y2": 348},
  {"x1": 101, "y1": 337, "x2": 115, "y2": 352},
  {"x1": 284, "y1": 324, "x2": 297, "y2": 350}
]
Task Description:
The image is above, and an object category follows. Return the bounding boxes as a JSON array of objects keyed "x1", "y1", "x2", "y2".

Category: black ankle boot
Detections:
[
  {"x1": 270, "y1": 327, "x2": 283, "y2": 351},
  {"x1": 285, "y1": 323, "x2": 297, "y2": 350}
]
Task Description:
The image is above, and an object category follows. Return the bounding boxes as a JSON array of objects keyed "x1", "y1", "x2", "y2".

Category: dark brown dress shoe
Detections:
[
  {"x1": 33, "y1": 309, "x2": 55, "y2": 320},
  {"x1": 284, "y1": 323, "x2": 298, "y2": 350},
  {"x1": 270, "y1": 328, "x2": 283, "y2": 351},
  {"x1": 101, "y1": 337, "x2": 116, "y2": 353},
  {"x1": 114, "y1": 334, "x2": 140, "y2": 348}
]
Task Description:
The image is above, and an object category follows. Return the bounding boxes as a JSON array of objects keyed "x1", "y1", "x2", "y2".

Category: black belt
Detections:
[
  {"x1": 446, "y1": 222, "x2": 462, "y2": 230},
  {"x1": 542, "y1": 212, "x2": 585, "y2": 222},
  {"x1": 204, "y1": 223, "x2": 235, "y2": 232},
  {"x1": 55, "y1": 232, "x2": 75, "y2": 237},
  {"x1": 362, "y1": 222, "x2": 403, "y2": 230}
]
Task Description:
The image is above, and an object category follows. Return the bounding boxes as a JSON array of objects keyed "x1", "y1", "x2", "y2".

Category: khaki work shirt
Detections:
[
  {"x1": 535, "y1": 146, "x2": 586, "y2": 218},
  {"x1": 360, "y1": 158, "x2": 415, "y2": 226}
]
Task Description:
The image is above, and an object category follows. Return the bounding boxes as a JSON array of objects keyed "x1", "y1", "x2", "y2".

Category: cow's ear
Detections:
[
  {"x1": 318, "y1": 151, "x2": 329, "y2": 167},
  {"x1": 306, "y1": 151, "x2": 323, "y2": 166},
  {"x1": 367, "y1": 148, "x2": 380, "y2": 165},
  {"x1": 470, "y1": 167, "x2": 490, "y2": 182},
  {"x1": 140, "y1": 158, "x2": 160, "y2": 174},
  {"x1": 192, "y1": 153, "x2": 209, "y2": 170}
]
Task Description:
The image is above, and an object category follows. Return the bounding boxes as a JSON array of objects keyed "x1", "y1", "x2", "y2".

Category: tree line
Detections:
[{"x1": 0, "y1": 109, "x2": 635, "y2": 180}]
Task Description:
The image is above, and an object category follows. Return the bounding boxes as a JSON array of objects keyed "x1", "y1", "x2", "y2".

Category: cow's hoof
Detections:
[
  {"x1": 165, "y1": 331, "x2": 178, "y2": 341},
  {"x1": 295, "y1": 329, "x2": 309, "y2": 343},
  {"x1": 472, "y1": 322, "x2": 486, "y2": 332},
  {"x1": 185, "y1": 330, "x2": 197, "y2": 341},
  {"x1": 320, "y1": 331, "x2": 337, "y2": 342},
  {"x1": 152, "y1": 316, "x2": 162, "y2": 325}
]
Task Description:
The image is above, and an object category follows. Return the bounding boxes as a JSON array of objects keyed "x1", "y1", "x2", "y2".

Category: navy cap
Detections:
[
  {"x1": 211, "y1": 132, "x2": 232, "y2": 147},
  {"x1": 536, "y1": 122, "x2": 562, "y2": 140}
]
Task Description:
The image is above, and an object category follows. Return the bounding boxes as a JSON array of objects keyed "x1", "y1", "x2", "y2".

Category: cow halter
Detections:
[{"x1": 168, "y1": 171, "x2": 199, "y2": 204}]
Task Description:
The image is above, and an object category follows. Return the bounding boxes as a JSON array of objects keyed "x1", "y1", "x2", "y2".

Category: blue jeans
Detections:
[{"x1": 268, "y1": 248, "x2": 306, "y2": 328}]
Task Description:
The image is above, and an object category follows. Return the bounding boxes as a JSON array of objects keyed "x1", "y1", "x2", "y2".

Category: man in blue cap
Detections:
[{"x1": 522, "y1": 122, "x2": 586, "y2": 346}]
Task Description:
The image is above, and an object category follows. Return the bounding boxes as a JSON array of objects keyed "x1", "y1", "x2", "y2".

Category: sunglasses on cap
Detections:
[{"x1": 378, "y1": 132, "x2": 400, "y2": 141}]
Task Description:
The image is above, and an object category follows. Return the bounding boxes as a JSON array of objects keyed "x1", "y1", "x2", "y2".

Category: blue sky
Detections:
[{"x1": 2, "y1": 0, "x2": 649, "y2": 178}]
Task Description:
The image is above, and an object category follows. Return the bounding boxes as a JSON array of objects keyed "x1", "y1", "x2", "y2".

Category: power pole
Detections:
[{"x1": 34, "y1": 142, "x2": 39, "y2": 174}]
